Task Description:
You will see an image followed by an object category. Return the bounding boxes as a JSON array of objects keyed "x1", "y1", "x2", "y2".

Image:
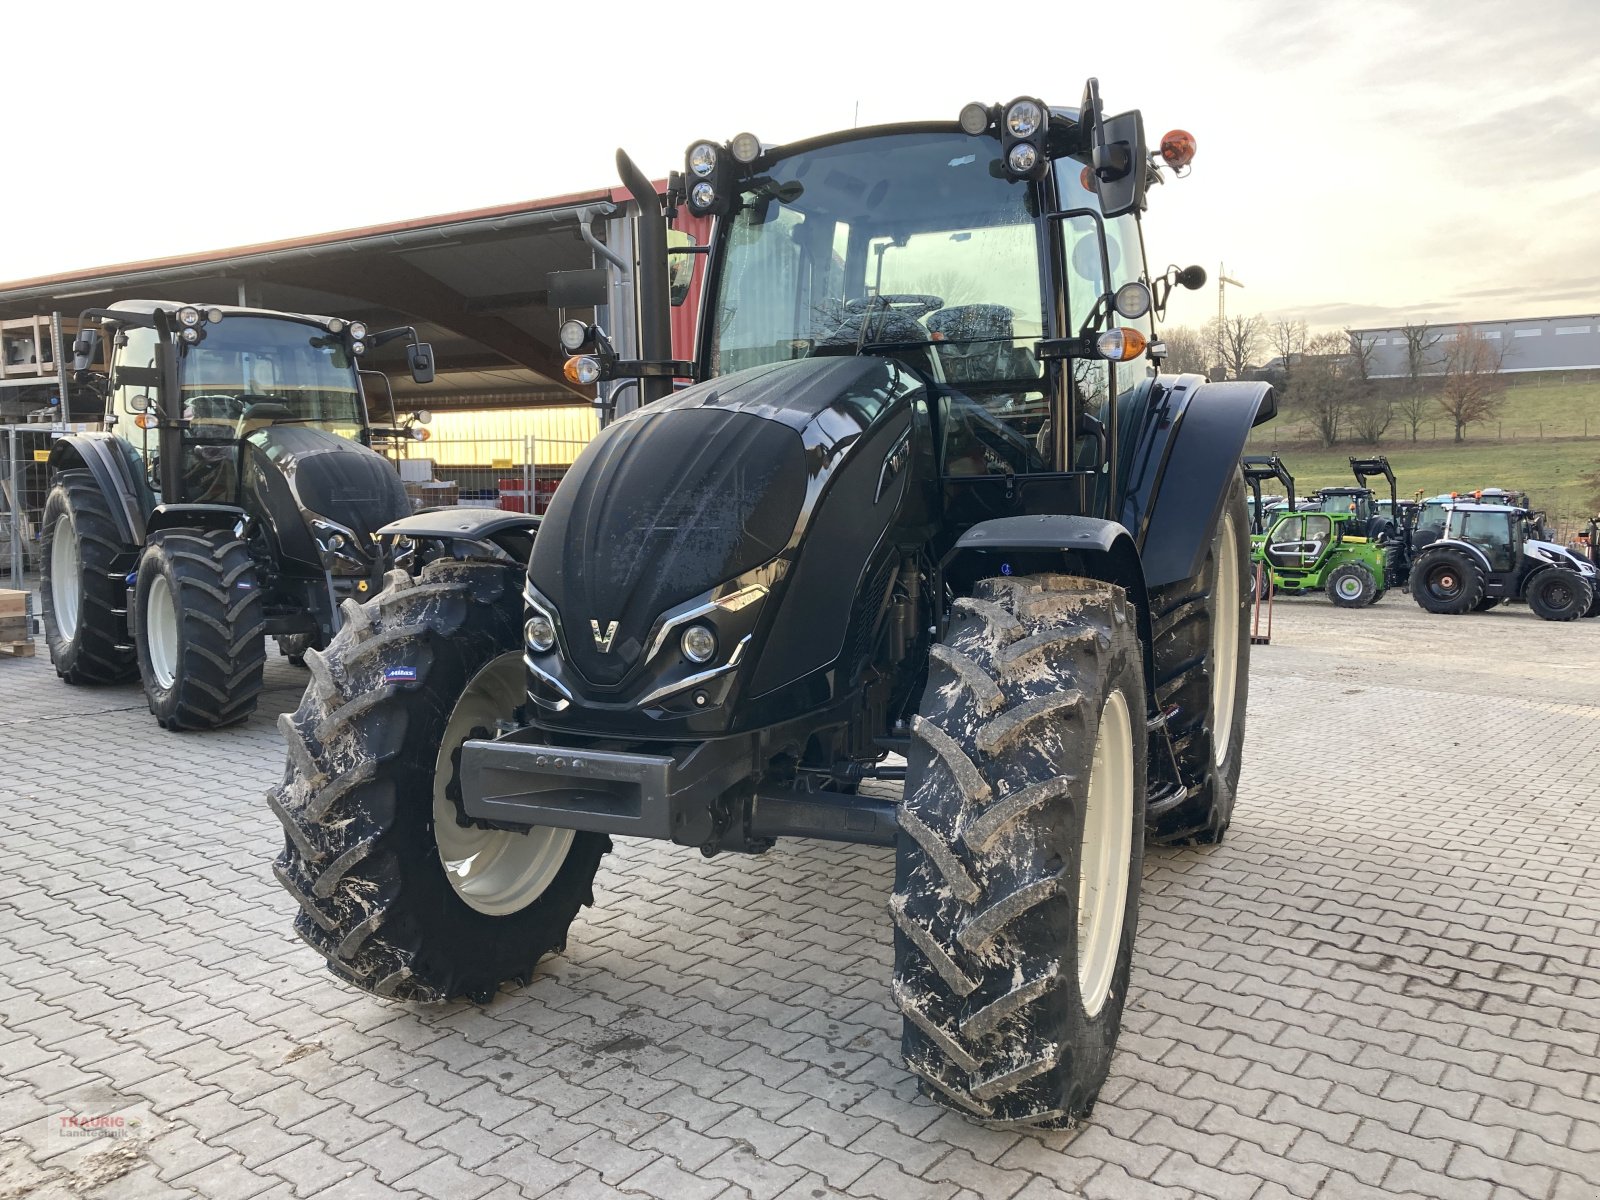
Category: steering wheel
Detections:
[{"x1": 845, "y1": 294, "x2": 945, "y2": 321}]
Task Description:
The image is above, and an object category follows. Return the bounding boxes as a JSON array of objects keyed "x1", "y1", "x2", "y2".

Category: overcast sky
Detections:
[{"x1": 4, "y1": 0, "x2": 1595, "y2": 333}]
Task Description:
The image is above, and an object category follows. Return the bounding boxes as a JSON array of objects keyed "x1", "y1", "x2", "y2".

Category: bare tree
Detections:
[
  {"x1": 1157, "y1": 325, "x2": 1209, "y2": 376},
  {"x1": 1296, "y1": 330, "x2": 1355, "y2": 447},
  {"x1": 1394, "y1": 322, "x2": 1441, "y2": 441},
  {"x1": 1206, "y1": 314, "x2": 1265, "y2": 380},
  {"x1": 1345, "y1": 330, "x2": 1391, "y2": 443},
  {"x1": 1436, "y1": 326, "x2": 1507, "y2": 442},
  {"x1": 1265, "y1": 318, "x2": 1308, "y2": 395}
]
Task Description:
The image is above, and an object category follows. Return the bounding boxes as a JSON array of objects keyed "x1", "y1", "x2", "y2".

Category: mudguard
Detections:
[
  {"x1": 942, "y1": 514, "x2": 1153, "y2": 694},
  {"x1": 1119, "y1": 374, "x2": 1276, "y2": 588},
  {"x1": 48, "y1": 432, "x2": 146, "y2": 546},
  {"x1": 377, "y1": 507, "x2": 541, "y2": 542},
  {"x1": 146, "y1": 504, "x2": 248, "y2": 538}
]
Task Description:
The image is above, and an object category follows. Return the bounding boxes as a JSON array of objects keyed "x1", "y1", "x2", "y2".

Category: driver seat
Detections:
[{"x1": 927, "y1": 305, "x2": 1032, "y2": 385}]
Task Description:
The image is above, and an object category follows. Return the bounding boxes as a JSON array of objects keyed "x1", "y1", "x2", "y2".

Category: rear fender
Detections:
[
  {"x1": 48, "y1": 432, "x2": 145, "y2": 545},
  {"x1": 1417, "y1": 538, "x2": 1493, "y2": 576},
  {"x1": 941, "y1": 514, "x2": 1153, "y2": 698},
  {"x1": 1120, "y1": 374, "x2": 1276, "y2": 589}
]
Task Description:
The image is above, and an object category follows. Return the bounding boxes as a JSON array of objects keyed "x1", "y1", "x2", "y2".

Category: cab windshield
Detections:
[
  {"x1": 180, "y1": 317, "x2": 364, "y2": 433},
  {"x1": 708, "y1": 130, "x2": 1046, "y2": 383}
]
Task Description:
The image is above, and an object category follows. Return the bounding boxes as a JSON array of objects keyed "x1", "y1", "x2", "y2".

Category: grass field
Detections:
[{"x1": 1247, "y1": 378, "x2": 1600, "y2": 535}]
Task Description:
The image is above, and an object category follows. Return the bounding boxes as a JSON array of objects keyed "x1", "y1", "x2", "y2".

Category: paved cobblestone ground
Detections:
[{"x1": 1, "y1": 587, "x2": 1597, "y2": 1199}]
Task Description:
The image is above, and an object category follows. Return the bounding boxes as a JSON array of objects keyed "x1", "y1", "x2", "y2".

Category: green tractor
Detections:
[{"x1": 1243, "y1": 457, "x2": 1388, "y2": 606}]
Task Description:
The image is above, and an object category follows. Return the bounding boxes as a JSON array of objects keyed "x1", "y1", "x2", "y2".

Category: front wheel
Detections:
[
  {"x1": 1326, "y1": 562, "x2": 1378, "y2": 608},
  {"x1": 270, "y1": 560, "x2": 609, "y2": 1003},
  {"x1": 1526, "y1": 569, "x2": 1593, "y2": 622},
  {"x1": 892, "y1": 574, "x2": 1146, "y2": 1128},
  {"x1": 133, "y1": 529, "x2": 266, "y2": 729}
]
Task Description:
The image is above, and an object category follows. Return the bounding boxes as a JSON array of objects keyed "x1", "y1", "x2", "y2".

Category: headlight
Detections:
[
  {"x1": 681, "y1": 624, "x2": 717, "y2": 663},
  {"x1": 1114, "y1": 282, "x2": 1153, "y2": 319},
  {"x1": 351, "y1": 340, "x2": 366, "y2": 355},
  {"x1": 177, "y1": 306, "x2": 201, "y2": 328},
  {"x1": 1006, "y1": 100, "x2": 1043, "y2": 137},
  {"x1": 327, "y1": 318, "x2": 346, "y2": 334},
  {"x1": 525, "y1": 614, "x2": 556, "y2": 653},
  {"x1": 1007, "y1": 143, "x2": 1038, "y2": 174},
  {"x1": 181, "y1": 327, "x2": 200, "y2": 344},
  {"x1": 559, "y1": 320, "x2": 590, "y2": 352},
  {"x1": 958, "y1": 102, "x2": 991, "y2": 136},
  {"x1": 688, "y1": 143, "x2": 718, "y2": 177},
  {"x1": 690, "y1": 181, "x2": 716, "y2": 208},
  {"x1": 729, "y1": 132, "x2": 761, "y2": 164},
  {"x1": 349, "y1": 322, "x2": 367, "y2": 340},
  {"x1": 205, "y1": 307, "x2": 224, "y2": 324}
]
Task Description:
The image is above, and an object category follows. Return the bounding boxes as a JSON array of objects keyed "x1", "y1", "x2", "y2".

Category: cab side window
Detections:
[{"x1": 111, "y1": 327, "x2": 159, "y2": 490}]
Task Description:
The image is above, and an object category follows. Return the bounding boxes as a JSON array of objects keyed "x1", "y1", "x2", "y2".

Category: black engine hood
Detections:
[
  {"x1": 530, "y1": 357, "x2": 903, "y2": 691},
  {"x1": 245, "y1": 425, "x2": 410, "y2": 542}
]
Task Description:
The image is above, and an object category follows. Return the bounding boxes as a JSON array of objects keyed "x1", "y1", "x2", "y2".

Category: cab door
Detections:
[{"x1": 108, "y1": 326, "x2": 162, "y2": 509}]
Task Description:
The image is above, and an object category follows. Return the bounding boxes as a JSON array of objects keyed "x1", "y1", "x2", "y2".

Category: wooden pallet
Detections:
[{"x1": 0, "y1": 588, "x2": 35, "y2": 656}]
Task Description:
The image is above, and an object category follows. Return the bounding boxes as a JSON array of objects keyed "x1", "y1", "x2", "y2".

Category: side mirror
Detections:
[
  {"x1": 407, "y1": 342, "x2": 435, "y2": 385},
  {"x1": 667, "y1": 229, "x2": 698, "y2": 308},
  {"x1": 72, "y1": 327, "x2": 102, "y2": 372},
  {"x1": 1096, "y1": 109, "x2": 1148, "y2": 218}
]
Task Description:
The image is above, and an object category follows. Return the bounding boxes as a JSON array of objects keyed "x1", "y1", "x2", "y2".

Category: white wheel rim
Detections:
[
  {"x1": 434, "y1": 652, "x2": 574, "y2": 917},
  {"x1": 1211, "y1": 512, "x2": 1241, "y2": 765},
  {"x1": 1338, "y1": 576, "x2": 1362, "y2": 599},
  {"x1": 51, "y1": 516, "x2": 81, "y2": 640},
  {"x1": 146, "y1": 574, "x2": 180, "y2": 689},
  {"x1": 1078, "y1": 688, "x2": 1133, "y2": 1019}
]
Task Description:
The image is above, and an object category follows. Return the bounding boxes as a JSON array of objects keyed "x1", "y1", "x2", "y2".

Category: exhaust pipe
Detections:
[{"x1": 616, "y1": 149, "x2": 674, "y2": 405}]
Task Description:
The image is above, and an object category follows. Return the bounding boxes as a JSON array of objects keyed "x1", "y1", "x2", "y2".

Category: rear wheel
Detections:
[
  {"x1": 1410, "y1": 548, "x2": 1485, "y2": 615},
  {"x1": 891, "y1": 574, "x2": 1146, "y2": 1128},
  {"x1": 1526, "y1": 569, "x2": 1592, "y2": 622},
  {"x1": 1146, "y1": 472, "x2": 1250, "y2": 845},
  {"x1": 39, "y1": 471, "x2": 137, "y2": 685},
  {"x1": 133, "y1": 530, "x2": 266, "y2": 729},
  {"x1": 1326, "y1": 562, "x2": 1378, "y2": 608},
  {"x1": 271, "y1": 560, "x2": 609, "y2": 1003}
]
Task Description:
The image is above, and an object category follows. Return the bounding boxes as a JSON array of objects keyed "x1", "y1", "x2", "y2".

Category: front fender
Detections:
[
  {"x1": 1120, "y1": 375, "x2": 1276, "y2": 589},
  {"x1": 942, "y1": 514, "x2": 1152, "y2": 697}
]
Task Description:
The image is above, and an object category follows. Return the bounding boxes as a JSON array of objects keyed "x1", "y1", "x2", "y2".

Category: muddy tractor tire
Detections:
[
  {"x1": 1145, "y1": 472, "x2": 1251, "y2": 845},
  {"x1": 271, "y1": 560, "x2": 610, "y2": 1004},
  {"x1": 39, "y1": 471, "x2": 138, "y2": 685},
  {"x1": 891, "y1": 574, "x2": 1147, "y2": 1128},
  {"x1": 133, "y1": 529, "x2": 266, "y2": 730}
]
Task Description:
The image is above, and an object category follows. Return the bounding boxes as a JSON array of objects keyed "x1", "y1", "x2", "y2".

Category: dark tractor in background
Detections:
[
  {"x1": 274, "y1": 84, "x2": 1275, "y2": 1128},
  {"x1": 40, "y1": 301, "x2": 442, "y2": 729},
  {"x1": 1410, "y1": 503, "x2": 1599, "y2": 620}
]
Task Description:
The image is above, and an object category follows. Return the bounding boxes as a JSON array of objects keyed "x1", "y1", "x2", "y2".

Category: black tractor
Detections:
[
  {"x1": 273, "y1": 84, "x2": 1275, "y2": 1129},
  {"x1": 40, "y1": 301, "x2": 440, "y2": 728},
  {"x1": 1410, "y1": 503, "x2": 1599, "y2": 619}
]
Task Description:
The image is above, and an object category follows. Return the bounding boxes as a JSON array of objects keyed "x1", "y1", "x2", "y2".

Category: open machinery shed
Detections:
[
  {"x1": 0, "y1": 183, "x2": 704, "y2": 577},
  {"x1": 0, "y1": 184, "x2": 676, "y2": 418}
]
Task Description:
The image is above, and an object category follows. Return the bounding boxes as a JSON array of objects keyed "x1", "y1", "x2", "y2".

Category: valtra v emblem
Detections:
[{"x1": 590, "y1": 620, "x2": 619, "y2": 652}]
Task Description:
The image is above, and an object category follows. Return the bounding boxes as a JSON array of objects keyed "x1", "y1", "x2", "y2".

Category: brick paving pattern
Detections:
[{"x1": 1, "y1": 589, "x2": 1596, "y2": 1198}]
